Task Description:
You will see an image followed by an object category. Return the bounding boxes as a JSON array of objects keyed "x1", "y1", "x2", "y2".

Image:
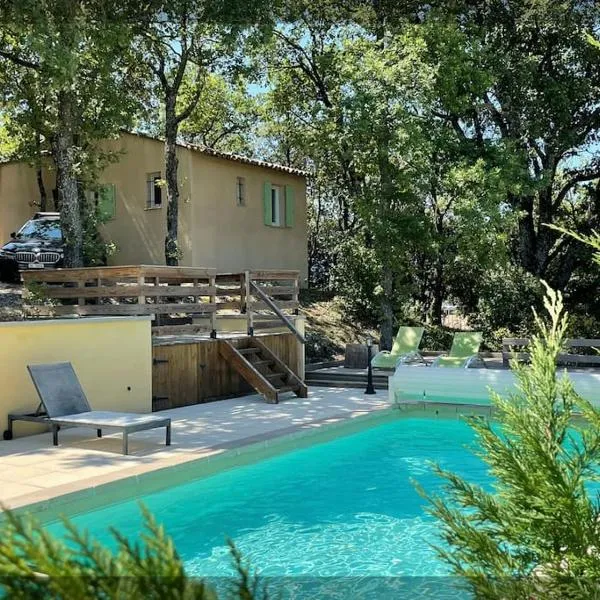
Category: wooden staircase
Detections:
[{"x1": 219, "y1": 337, "x2": 308, "y2": 404}]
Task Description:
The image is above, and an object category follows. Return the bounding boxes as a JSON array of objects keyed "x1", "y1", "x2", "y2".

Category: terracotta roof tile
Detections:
[{"x1": 127, "y1": 131, "x2": 309, "y2": 177}]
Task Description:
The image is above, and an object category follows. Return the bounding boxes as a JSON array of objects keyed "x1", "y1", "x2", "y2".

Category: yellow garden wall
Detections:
[{"x1": 0, "y1": 316, "x2": 153, "y2": 438}]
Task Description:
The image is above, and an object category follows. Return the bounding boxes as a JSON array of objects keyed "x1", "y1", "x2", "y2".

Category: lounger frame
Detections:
[
  {"x1": 5, "y1": 410, "x2": 171, "y2": 455},
  {"x1": 4, "y1": 362, "x2": 171, "y2": 455}
]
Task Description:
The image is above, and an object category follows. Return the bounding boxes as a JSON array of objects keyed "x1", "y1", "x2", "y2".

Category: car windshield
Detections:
[{"x1": 17, "y1": 219, "x2": 62, "y2": 241}]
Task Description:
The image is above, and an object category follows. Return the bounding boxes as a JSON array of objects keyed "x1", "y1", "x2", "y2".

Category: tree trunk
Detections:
[
  {"x1": 52, "y1": 91, "x2": 83, "y2": 267},
  {"x1": 36, "y1": 167, "x2": 47, "y2": 212},
  {"x1": 35, "y1": 132, "x2": 47, "y2": 211},
  {"x1": 430, "y1": 271, "x2": 444, "y2": 326},
  {"x1": 164, "y1": 96, "x2": 180, "y2": 266},
  {"x1": 379, "y1": 267, "x2": 394, "y2": 350}
]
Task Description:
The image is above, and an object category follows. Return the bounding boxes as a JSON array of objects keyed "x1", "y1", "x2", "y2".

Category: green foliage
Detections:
[
  {"x1": 0, "y1": 505, "x2": 270, "y2": 600},
  {"x1": 332, "y1": 237, "x2": 381, "y2": 325},
  {"x1": 304, "y1": 330, "x2": 341, "y2": 364},
  {"x1": 423, "y1": 285, "x2": 600, "y2": 598},
  {"x1": 468, "y1": 266, "x2": 544, "y2": 342},
  {"x1": 420, "y1": 325, "x2": 454, "y2": 353},
  {"x1": 0, "y1": 505, "x2": 217, "y2": 599},
  {"x1": 178, "y1": 74, "x2": 260, "y2": 154}
]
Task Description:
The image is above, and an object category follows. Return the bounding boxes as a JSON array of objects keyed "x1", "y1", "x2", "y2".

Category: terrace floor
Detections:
[{"x1": 0, "y1": 387, "x2": 388, "y2": 510}]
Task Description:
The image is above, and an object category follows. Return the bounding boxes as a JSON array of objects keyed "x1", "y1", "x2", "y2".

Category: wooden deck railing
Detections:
[
  {"x1": 21, "y1": 265, "x2": 303, "y2": 340},
  {"x1": 502, "y1": 337, "x2": 600, "y2": 367}
]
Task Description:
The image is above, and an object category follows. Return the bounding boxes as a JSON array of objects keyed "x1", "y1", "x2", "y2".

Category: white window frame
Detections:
[
  {"x1": 146, "y1": 172, "x2": 163, "y2": 209},
  {"x1": 271, "y1": 185, "x2": 282, "y2": 226},
  {"x1": 236, "y1": 176, "x2": 246, "y2": 206}
]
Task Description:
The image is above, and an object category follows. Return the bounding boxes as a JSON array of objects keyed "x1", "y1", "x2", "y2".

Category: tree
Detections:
[
  {"x1": 0, "y1": 0, "x2": 145, "y2": 266},
  {"x1": 179, "y1": 73, "x2": 260, "y2": 155},
  {"x1": 139, "y1": 0, "x2": 272, "y2": 265},
  {"x1": 421, "y1": 1, "x2": 600, "y2": 290},
  {"x1": 424, "y1": 284, "x2": 600, "y2": 598}
]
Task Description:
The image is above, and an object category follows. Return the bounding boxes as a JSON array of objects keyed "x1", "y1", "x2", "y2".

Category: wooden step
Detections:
[
  {"x1": 276, "y1": 385, "x2": 300, "y2": 394},
  {"x1": 250, "y1": 359, "x2": 274, "y2": 367},
  {"x1": 252, "y1": 338, "x2": 308, "y2": 399},
  {"x1": 265, "y1": 372, "x2": 286, "y2": 382},
  {"x1": 239, "y1": 347, "x2": 260, "y2": 356},
  {"x1": 219, "y1": 341, "x2": 279, "y2": 403},
  {"x1": 219, "y1": 339, "x2": 308, "y2": 404}
]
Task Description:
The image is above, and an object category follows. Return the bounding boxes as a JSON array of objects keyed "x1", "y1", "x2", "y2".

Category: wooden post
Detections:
[
  {"x1": 137, "y1": 274, "x2": 145, "y2": 306},
  {"x1": 245, "y1": 270, "x2": 253, "y2": 336},
  {"x1": 209, "y1": 274, "x2": 217, "y2": 338},
  {"x1": 293, "y1": 274, "x2": 299, "y2": 315},
  {"x1": 240, "y1": 273, "x2": 246, "y2": 314},
  {"x1": 77, "y1": 280, "x2": 85, "y2": 306}
]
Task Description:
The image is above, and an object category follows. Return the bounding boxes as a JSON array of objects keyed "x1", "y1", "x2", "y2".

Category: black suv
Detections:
[{"x1": 0, "y1": 212, "x2": 64, "y2": 270}]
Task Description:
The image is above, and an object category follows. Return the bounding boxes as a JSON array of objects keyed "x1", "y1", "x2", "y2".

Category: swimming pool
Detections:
[{"x1": 45, "y1": 414, "x2": 490, "y2": 598}]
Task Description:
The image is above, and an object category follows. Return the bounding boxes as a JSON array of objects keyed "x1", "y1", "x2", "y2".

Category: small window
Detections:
[
  {"x1": 236, "y1": 177, "x2": 246, "y2": 206},
  {"x1": 146, "y1": 172, "x2": 162, "y2": 209},
  {"x1": 271, "y1": 185, "x2": 282, "y2": 226}
]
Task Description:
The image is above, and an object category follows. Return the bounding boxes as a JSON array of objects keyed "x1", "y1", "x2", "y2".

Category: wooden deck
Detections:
[{"x1": 21, "y1": 265, "x2": 301, "y2": 338}]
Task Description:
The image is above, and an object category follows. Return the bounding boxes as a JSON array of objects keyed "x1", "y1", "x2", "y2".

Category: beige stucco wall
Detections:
[
  {"x1": 189, "y1": 152, "x2": 308, "y2": 281},
  {"x1": 99, "y1": 135, "x2": 194, "y2": 266},
  {"x1": 0, "y1": 317, "x2": 153, "y2": 438},
  {"x1": 0, "y1": 133, "x2": 308, "y2": 282},
  {"x1": 0, "y1": 161, "x2": 52, "y2": 246}
]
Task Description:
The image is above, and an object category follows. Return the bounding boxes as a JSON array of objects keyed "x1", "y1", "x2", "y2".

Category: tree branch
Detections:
[
  {"x1": 554, "y1": 167, "x2": 600, "y2": 209},
  {"x1": 0, "y1": 48, "x2": 39, "y2": 70},
  {"x1": 175, "y1": 66, "x2": 205, "y2": 124}
]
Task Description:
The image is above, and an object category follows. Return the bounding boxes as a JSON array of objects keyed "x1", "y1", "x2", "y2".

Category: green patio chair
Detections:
[
  {"x1": 371, "y1": 326, "x2": 425, "y2": 369},
  {"x1": 431, "y1": 331, "x2": 485, "y2": 368}
]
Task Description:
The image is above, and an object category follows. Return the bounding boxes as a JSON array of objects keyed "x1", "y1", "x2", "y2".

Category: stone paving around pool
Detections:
[{"x1": 0, "y1": 387, "x2": 388, "y2": 510}]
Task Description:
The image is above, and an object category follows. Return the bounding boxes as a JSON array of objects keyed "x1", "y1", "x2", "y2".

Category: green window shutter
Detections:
[
  {"x1": 98, "y1": 184, "x2": 116, "y2": 221},
  {"x1": 263, "y1": 181, "x2": 272, "y2": 225},
  {"x1": 285, "y1": 185, "x2": 295, "y2": 227}
]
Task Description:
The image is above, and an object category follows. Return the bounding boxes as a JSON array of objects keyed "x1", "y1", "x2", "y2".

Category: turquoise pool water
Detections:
[{"x1": 46, "y1": 416, "x2": 490, "y2": 598}]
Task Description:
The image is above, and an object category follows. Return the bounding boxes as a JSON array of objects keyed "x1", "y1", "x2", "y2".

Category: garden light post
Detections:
[{"x1": 365, "y1": 336, "x2": 376, "y2": 395}]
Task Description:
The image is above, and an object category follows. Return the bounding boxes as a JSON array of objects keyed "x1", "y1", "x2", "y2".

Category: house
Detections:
[{"x1": 0, "y1": 132, "x2": 308, "y2": 282}]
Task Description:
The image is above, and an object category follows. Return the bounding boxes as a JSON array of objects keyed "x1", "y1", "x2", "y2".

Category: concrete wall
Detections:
[
  {"x1": 0, "y1": 317, "x2": 153, "y2": 437},
  {"x1": 0, "y1": 134, "x2": 308, "y2": 283}
]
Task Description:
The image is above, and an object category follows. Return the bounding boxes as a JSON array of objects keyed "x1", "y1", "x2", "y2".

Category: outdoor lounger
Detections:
[
  {"x1": 371, "y1": 326, "x2": 425, "y2": 369},
  {"x1": 4, "y1": 362, "x2": 171, "y2": 455},
  {"x1": 430, "y1": 331, "x2": 485, "y2": 368}
]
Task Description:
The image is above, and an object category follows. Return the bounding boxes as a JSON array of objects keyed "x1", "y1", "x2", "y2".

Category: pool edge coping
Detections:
[
  {"x1": 2, "y1": 405, "x2": 394, "y2": 521},
  {"x1": 3, "y1": 400, "x2": 497, "y2": 523}
]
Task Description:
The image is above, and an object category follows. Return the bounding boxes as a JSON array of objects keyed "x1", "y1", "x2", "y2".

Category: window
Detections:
[
  {"x1": 236, "y1": 177, "x2": 246, "y2": 206},
  {"x1": 146, "y1": 172, "x2": 162, "y2": 209},
  {"x1": 270, "y1": 185, "x2": 281, "y2": 225},
  {"x1": 17, "y1": 219, "x2": 62, "y2": 241},
  {"x1": 263, "y1": 182, "x2": 295, "y2": 228}
]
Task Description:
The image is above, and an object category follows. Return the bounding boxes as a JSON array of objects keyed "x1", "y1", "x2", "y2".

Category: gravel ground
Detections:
[{"x1": 0, "y1": 282, "x2": 24, "y2": 321}]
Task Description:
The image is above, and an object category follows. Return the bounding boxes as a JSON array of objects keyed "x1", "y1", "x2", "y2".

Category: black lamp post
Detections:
[{"x1": 365, "y1": 336, "x2": 376, "y2": 395}]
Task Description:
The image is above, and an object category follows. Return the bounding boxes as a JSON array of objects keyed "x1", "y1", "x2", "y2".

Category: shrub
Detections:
[
  {"x1": 0, "y1": 505, "x2": 265, "y2": 600},
  {"x1": 423, "y1": 285, "x2": 600, "y2": 599},
  {"x1": 304, "y1": 330, "x2": 342, "y2": 363},
  {"x1": 421, "y1": 325, "x2": 454, "y2": 352},
  {"x1": 468, "y1": 265, "x2": 543, "y2": 341}
]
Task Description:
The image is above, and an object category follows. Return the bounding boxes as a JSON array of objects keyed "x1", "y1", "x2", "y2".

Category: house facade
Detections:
[{"x1": 0, "y1": 132, "x2": 308, "y2": 282}]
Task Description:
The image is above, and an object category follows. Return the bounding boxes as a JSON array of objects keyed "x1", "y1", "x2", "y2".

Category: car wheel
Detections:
[{"x1": 3, "y1": 430, "x2": 13, "y2": 440}]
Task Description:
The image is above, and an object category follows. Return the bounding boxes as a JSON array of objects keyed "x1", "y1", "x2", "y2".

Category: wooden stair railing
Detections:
[
  {"x1": 219, "y1": 338, "x2": 308, "y2": 404},
  {"x1": 249, "y1": 281, "x2": 305, "y2": 344}
]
